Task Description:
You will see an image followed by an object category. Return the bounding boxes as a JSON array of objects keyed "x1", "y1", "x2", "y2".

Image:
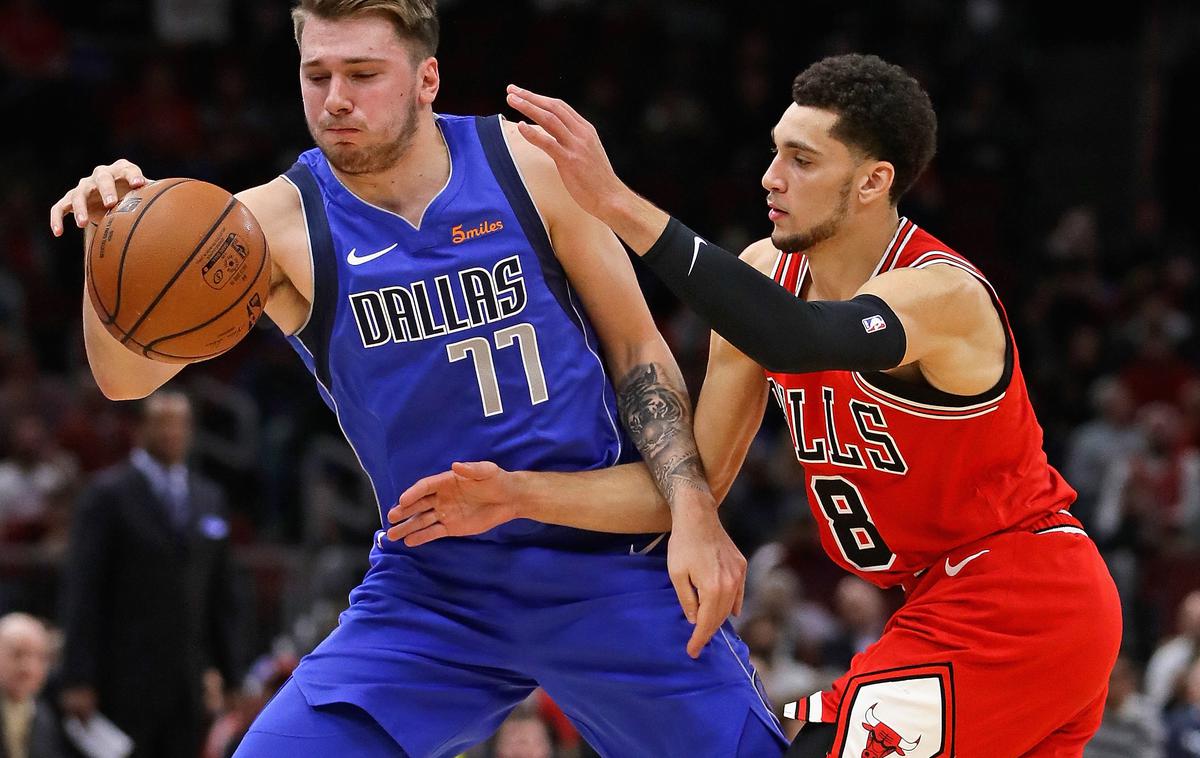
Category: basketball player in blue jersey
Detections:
[{"x1": 49, "y1": 1, "x2": 787, "y2": 756}]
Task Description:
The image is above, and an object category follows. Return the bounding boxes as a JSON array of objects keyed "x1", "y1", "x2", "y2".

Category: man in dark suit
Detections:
[
  {"x1": 0, "y1": 613, "x2": 67, "y2": 758},
  {"x1": 59, "y1": 391, "x2": 242, "y2": 758}
]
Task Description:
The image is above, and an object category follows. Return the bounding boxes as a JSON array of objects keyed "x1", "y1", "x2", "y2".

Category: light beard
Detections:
[
  {"x1": 771, "y1": 178, "x2": 852, "y2": 254},
  {"x1": 312, "y1": 100, "x2": 420, "y2": 175}
]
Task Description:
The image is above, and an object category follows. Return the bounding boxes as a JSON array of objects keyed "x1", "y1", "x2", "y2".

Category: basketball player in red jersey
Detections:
[{"x1": 391, "y1": 55, "x2": 1122, "y2": 756}]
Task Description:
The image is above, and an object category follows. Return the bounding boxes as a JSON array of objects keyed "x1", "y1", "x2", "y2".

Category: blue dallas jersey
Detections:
[{"x1": 281, "y1": 114, "x2": 639, "y2": 542}]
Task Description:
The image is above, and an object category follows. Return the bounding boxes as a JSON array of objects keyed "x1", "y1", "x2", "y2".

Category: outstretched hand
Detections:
[
  {"x1": 387, "y1": 461, "x2": 519, "y2": 547},
  {"x1": 505, "y1": 84, "x2": 629, "y2": 221}
]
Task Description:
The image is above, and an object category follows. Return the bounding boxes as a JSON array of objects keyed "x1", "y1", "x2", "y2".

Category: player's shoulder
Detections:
[
  {"x1": 500, "y1": 118, "x2": 558, "y2": 186},
  {"x1": 235, "y1": 179, "x2": 307, "y2": 269},
  {"x1": 497, "y1": 118, "x2": 575, "y2": 225},
  {"x1": 739, "y1": 237, "x2": 782, "y2": 275},
  {"x1": 235, "y1": 177, "x2": 299, "y2": 225}
]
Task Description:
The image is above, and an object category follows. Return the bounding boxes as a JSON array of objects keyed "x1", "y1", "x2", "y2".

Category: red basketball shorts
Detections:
[{"x1": 786, "y1": 515, "x2": 1122, "y2": 757}]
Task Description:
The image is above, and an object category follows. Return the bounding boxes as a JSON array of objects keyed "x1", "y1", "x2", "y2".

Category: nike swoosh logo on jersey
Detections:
[
  {"x1": 346, "y1": 242, "x2": 399, "y2": 266},
  {"x1": 688, "y1": 236, "x2": 704, "y2": 276},
  {"x1": 945, "y1": 548, "x2": 990, "y2": 577}
]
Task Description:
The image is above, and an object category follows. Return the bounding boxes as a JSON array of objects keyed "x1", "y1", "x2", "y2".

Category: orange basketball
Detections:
[{"x1": 86, "y1": 178, "x2": 270, "y2": 363}]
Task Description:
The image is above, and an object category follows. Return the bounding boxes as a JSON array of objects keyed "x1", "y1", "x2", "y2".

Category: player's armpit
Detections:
[
  {"x1": 856, "y1": 264, "x2": 1006, "y2": 396},
  {"x1": 695, "y1": 332, "x2": 770, "y2": 504}
]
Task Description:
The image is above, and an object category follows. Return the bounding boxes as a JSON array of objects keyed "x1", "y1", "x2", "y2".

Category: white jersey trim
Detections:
[
  {"x1": 809, "y1": 691, "x2": 824, "y2": 722},
  {"x1": 718, "y1": 628, "x2": 782, "y2": 727},
  {"x1": 869, "y1": 217, "x2": 911, "y2": 278},
  {"x1": 851, "y1": 372, "x2": 1007, "y2": 416},
  {"x1": 770, "y1": 250, "x2": 785, "y2": 283},
  {"x1": 326, "y1": 115, "x2": 454, "y2": 232},
  {"x1": 1037, "y1": 525, "x2": 1089, "y2": 537}
]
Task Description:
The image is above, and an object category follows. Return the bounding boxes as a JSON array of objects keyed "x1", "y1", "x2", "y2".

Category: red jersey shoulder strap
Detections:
[{"x1": 771, "y1": 251, "x2": 807, "y2": 296}]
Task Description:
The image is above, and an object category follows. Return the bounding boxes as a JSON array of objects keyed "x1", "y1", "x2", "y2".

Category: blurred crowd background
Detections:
[{"x1": 3, "y1": 0, "x2": 1200, "y2": 756}]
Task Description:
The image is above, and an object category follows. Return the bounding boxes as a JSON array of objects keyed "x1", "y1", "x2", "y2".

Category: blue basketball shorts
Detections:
[{"x1": 233, "y1": 532, "x2": 787, "y2": 757}]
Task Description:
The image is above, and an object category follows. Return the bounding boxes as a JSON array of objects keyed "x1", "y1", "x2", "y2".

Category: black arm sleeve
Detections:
[{"x1": 640, "y1": 217, "x2": 906, "y2": 374}]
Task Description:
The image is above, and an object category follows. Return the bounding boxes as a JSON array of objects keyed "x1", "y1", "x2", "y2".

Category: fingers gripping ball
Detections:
[{"x1": 86, "y1": 179, "x2": 270, "y2": 363}]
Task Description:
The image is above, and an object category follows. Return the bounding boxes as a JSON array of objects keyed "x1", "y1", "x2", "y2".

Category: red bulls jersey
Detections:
[{"x1": 764, "y1": 217, "x2": 1077, "y2": 589}]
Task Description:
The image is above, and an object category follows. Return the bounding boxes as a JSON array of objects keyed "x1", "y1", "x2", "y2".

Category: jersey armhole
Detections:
[
  {"x1": 859, "y1": 264, "x2": 1014, "y2": 410},
  {"x1": 281, "y1": 162, "x2": 338, "y2": 391}
]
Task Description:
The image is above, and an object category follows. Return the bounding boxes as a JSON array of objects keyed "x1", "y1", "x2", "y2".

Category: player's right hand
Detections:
[
  {"x1": 668, "y1": 499, "x2": 747, "y2": 659},
  {"x1": 50, "y1": 159, "x2": 149, "y2": 237},
  {"x1": 388, "y1": 461, "x2": 519, "y2": 546}
]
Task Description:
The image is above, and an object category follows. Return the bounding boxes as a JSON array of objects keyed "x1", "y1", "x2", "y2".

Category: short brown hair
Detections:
[{"x1": 292, "y1": 0, "x2": 439, "y2": 60}]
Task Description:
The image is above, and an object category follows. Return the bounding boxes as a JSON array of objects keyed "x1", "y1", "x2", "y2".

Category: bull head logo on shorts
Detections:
[{"x1": 861, "y1": 703, "x2": 921, "y2": 758}]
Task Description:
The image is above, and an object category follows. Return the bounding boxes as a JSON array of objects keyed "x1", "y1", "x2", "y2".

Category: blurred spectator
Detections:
[
  {"x1": 1085, "y1": 655, "x2": 1163, "y2": 758},
  {"x1": 203, "y1": 652, "x2": 296, "y2": 758},
  {"x1": 0, "y1": 414, "x2": 78, "y2": 544},
  {"x1": 153, "y1": 0, "x2": 232, "y2": 45},
  {"x1": 1121, "y1": 328, "x2": 1199, "y2": 409},
  {"x1": 1165, "y1": 658, "x2": 1200, "y2": 758},
  {"x1": 493, "y1": 698, "x2": 555, "y2": 758},
  {"x1": 109, "y1": 59, "x2": 205, "y2": 175},
  {"x1": 738, "y1": 563, "x2": 829, "y2": 705},
  {"x1": 1065, "y1": 377, "x2": 1146, "y2": 529},
  {"x1": 58, "y1": 391, "x2": 243, "y2": 758},
  {"x1": 1096, "y1": 404, "x2": 1200, "y2": 551},
  {"x1": 0, "y1": 613, "x2": 67, "y2": 758},
  {"x1": 822, "y1": 577, "x2": 887, "y2": 672},
  {"x1": 1147, "y1": 592, "x2": 1200, "y2": 715},
  {"x1": 532, "y1": 689, "x2": 583, "y2": 758}
]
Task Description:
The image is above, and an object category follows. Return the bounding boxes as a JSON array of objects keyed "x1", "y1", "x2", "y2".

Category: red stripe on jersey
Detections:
[{"x1": 770, "y1": 250, "x2": 786, "y2": 284}]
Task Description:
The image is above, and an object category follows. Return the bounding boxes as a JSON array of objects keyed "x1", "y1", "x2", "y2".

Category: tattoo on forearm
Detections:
[{"x1": 617, "y1": 364, "x2": 710, "y2": 504}]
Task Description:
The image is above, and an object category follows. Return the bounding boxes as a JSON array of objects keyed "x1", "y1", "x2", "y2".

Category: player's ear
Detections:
[
  {"x1": 857, "y1": 160, "x2": 895, "y2": 206},
  {"x1": 416, "y1": 56, "x2": 439, "y2": 106}
]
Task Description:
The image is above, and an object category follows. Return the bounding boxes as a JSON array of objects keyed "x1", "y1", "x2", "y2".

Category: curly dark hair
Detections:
[{"x1": 792, "y1": 54, "x2": 936, "y2": 204}]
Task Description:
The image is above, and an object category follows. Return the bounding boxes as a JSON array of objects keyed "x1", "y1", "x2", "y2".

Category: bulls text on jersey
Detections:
[
  {"x1": 349, "y1": 254, "x2": 527, "y2": 348},
  {"x1": 768, "y1": 379, "x2": 908, "y2": 475}
]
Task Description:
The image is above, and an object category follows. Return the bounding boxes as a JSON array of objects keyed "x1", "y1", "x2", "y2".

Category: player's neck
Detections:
[
  {"x1": 334, "y1": 114, "x2": 450, "y2": 226},
  {"x1": 804, "y1": 207, "x2": 902, "y2": 301}
]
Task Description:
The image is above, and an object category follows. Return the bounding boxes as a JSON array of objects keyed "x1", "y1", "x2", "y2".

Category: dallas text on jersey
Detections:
[{"x1": 348, "y1": 254, "x2": 528, "y2": 348}]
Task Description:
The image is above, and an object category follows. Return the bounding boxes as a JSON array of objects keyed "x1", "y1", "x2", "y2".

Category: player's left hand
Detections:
[
  {"x1": 667, "y1": 499, "x2": 747, "y2": 659},
  {"x1": 387, "y1": 461, "x2": 519, "y2": 546},
  {"x1": 505, "y1": 84, "x2": 627, "y2": 221}
]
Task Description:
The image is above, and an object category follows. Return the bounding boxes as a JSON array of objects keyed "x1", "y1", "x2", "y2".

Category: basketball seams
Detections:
[
  {"x1": 141, "y1": 210, "x2": 270, "y2": 356},
  {"x1": 109, "y1": 178, "x2": 192, "y2": 324},
  {"x1": 119, "y1": 195, "x2": 239, "y2": 345},
  {"x1": 86, "y1": 221, "x2": 114, "y2": 323}
]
